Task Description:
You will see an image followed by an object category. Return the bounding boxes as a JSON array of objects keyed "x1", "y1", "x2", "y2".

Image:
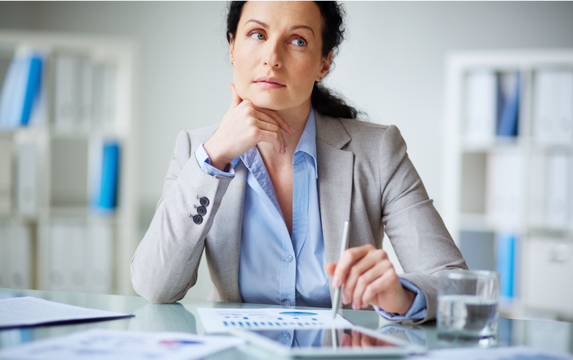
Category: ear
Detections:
[
  {"x1": 229, "y1": 33, "x2": 235, "y2": 65},
  {"x1": 316, "y1": 50, "x2": 333, "y2": 82}
]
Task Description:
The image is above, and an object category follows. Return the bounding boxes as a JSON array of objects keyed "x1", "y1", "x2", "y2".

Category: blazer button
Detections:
[
  {"x1": 200, "y1": 197, "x2": 210, "y2": 207},
  {"x1": 197, "y1": 206, "x2": 207, "y2": 216},
  {"x1": 193, "y1": 215, "x2": 203, "y2": 224}
]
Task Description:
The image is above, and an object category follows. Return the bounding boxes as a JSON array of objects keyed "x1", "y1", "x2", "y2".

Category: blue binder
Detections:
[
  {"x1": 496, "y1": 232, "x2": 516, "y2": 299},
  {"x1": 497, "y1": 72, "x2": 521, "y2": 137},
  {"x1": 94, "y1": 141, "x2": 120, "y2": 213},
  {"x1": 20, "y1": 56, "x2": 43, "y2": 126},
  {"x1": 0, "y1": 53, "x2": 43, "y2": 130}
]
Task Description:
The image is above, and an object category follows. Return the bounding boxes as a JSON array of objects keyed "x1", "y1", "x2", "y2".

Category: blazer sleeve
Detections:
[
  {"x1": 379, "y1": 125, "x2": 468, "y2": 324},
  {"x1": 130, "y1": 130, "x2": 234, "y2": 303}
]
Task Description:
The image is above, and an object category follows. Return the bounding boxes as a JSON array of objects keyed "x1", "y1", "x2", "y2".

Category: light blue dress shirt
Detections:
[{"x1": 194, "y1": 108, "x2": 427, "y2": 320}]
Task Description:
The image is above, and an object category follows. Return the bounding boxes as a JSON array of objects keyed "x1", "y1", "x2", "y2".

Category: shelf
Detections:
[
  {"x1": 462, "y1": 138, "x2": 522, "y2": 153},
  {"x1": 0, "y1": 30, "x2": 137, "y2": 296},
  {"x1": 462, "y1": 139, "x2": 573, "y2": 153},
  {"x1": 49, "y1": 126, "x2": 129, "y2": 139},
  {"x1": 444, "y1": 49, "x2": 573, "y2": 319}
]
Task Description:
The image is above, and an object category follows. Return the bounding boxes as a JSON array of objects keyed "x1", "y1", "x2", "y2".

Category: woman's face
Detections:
[{"x1": 230, "y1": 1, "x2": 332, "y2": 112}]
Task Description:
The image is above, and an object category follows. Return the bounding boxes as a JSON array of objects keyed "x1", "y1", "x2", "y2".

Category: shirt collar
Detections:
[
  {"x1": 295, "y1": 107, "x2": 318, "y2": 179},
  {"x1": 234, "y1": 107, "x2": 318, "y2": 179}
]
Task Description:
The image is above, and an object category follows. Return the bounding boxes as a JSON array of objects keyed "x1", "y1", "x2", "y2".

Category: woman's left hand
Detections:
[{"x1": 324, "y1": 244, "x2": 415, "y2": 314}]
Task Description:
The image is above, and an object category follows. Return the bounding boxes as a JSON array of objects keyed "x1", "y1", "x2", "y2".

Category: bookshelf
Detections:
[
  {"x1": 0, "y1": 30, "x2": 137, "y2": 295},
  {"x1": 442, "y1": 49, "x2": 573, "y2": 319}
]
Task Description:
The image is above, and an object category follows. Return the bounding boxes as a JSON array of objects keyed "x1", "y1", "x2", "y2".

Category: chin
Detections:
[{"x1": 244, "y1": 92, "x2": 289, "y2": 111}]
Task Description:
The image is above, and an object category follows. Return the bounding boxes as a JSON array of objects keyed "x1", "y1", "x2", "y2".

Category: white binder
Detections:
[
  {"x1": 528, "y1": 152, "x2": 546, "y2": 228},
  {"x1": 9, "y1": 222, "x2": 31, "y2": 289},
  {"x1": 464, "y1": 71, "x2": 497, "y2": 145},
  {"x1": 533, "y1": 70, "x2": 554, "y2": 145},
  {"x1": 49, "y1": 224, "x2": 68, "y2": 291},
  {"x1": 555, "y1": 70, "x2": 573, "y2": 145},
  {"x1": 0, "y1": 223, "x2": 10, "y2": 287},
  {"x1": 533, "y1": 70, "x2": 573, "y2": 145},
  {"x1": 487, "y1": 151, "x2": 524, "y2": 228},
  {"x1": 545, "y1": 152, "x2": 569, "y2": 230},
  {"x1": 68, "y1": 224, "x2": 85, "y2": 292},
  {"x1": 16, "y1": 142, "x2": 38, "y2": 216},
  {"x1": 85, "y1": 223, "x2": 113, "y2": 293},
  {"x1": 93, "y1": 63, "x2": 117, "y2": 130},
  {"x1": 54, "y1": 55, "x2": 80, "y2": 131},
  {"x1": 0, "y1": 136, "x2": 12, "y2": 214},
  {"x1": 80, "y1": 58, "x2": 94, "y2": 130}
]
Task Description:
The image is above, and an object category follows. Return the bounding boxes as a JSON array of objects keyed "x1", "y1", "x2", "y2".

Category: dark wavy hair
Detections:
[{"x1": 226, "y1": 1, "x2": 358, "y2": 119}]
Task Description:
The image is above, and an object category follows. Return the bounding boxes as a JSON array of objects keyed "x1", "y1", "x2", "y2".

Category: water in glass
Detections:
[{"x1": 438, "y1": 294, "x2": 498, "y2": 338}]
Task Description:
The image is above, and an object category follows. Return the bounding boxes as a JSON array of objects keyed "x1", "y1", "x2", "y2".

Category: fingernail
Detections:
[
  {"x1": 289, "y1": 125, "x2": 295, "y2": 132},
  {"x1": 332, "y1": 276, "x2": 340, "y2": 287},
  {"x1": 352, "y1": 301, "x2": 358, "y2": 310},
  {"x1": 342, "y1": 293, "x2": 349, "y2": 304}
]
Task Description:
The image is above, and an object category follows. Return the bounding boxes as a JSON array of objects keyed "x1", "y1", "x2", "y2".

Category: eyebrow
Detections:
[{"x1": 244, "y1": 19, "x2": 315, "y2": 38}]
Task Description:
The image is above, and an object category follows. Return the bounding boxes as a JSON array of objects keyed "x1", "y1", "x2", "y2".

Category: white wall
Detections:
[{"x1": 1, "y1": 1, "x2": 573, "y2": 299}]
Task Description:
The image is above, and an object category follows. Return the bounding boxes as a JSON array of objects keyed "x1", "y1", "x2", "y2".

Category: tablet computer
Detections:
[{"x1": 230, "y1": 326, "x2": 426, "y2": 358}]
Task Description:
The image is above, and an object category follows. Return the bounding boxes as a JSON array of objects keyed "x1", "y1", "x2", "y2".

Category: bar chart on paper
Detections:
[{"x1": 197, "y1": 308, "x2": 353, "y2": 333}]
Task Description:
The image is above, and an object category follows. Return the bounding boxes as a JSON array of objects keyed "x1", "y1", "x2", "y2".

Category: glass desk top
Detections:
[{"x1": 1, "y1": 288, "x2": 572, "y2": 359}]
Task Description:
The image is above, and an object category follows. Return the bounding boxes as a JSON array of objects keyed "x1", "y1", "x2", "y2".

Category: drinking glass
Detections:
[{"x1": 437, "y1": 270, "x2": 500, "y2": 340}]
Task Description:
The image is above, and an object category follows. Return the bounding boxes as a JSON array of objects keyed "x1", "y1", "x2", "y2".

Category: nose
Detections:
[{"x1": 263, "y1": 40, "x2": 282, "y2": 69}]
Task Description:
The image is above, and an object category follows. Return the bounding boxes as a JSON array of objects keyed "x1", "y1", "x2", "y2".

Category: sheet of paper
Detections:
[
  {"x1": 0, "y1": 296, "x2": 133, "y2": 329},
  {"x1": 424, "y1": 346, "x2": 573, "y2": 360},
  {"x1": 0, "y1": 328, "x2": 245, "y2": 360},
  {"x1": 198, "y1": 307, "x2": 353, "y2": 333}
]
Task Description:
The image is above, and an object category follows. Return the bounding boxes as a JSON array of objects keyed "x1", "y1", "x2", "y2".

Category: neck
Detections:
[{"x1": 257, "y1": 99, "x2": 312, "y2": 166}]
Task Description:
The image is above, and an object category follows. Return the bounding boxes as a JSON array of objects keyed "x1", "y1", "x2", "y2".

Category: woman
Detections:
[{"x1": 131, "y1": 1, "x2": 467, "y2": 324}]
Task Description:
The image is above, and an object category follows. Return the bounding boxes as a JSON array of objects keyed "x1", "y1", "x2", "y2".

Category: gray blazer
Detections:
[{"x1": 131, "y1": 110, "x2": 468, "y2": 324}]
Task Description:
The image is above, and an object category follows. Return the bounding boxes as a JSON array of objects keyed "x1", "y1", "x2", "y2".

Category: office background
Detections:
[{"x1": 0, "y1": 2, "x2": 573, "y2": 309}]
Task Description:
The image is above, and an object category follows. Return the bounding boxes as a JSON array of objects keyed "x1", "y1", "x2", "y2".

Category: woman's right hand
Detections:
[{"x1": 203, "y1": 84, "x2": 295, "y2": 171}]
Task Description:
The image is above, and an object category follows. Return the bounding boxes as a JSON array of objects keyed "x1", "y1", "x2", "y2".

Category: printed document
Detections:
[
  {"x1": 0, "y1": 296, "x2": 133, "y2": 329},
  {"x1": 0, "y1": 328, "x2": 245, "y2": 360},
  {"x1": 198, "y1": 307, "x2": 353, "y2": 333}
]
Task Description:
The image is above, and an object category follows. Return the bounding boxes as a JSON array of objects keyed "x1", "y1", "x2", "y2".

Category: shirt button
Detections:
[
  {"x1": 200, "y1": 197, "x2": 210, "y2": 207},
  {"x1": 197, "y1": 206, "x2": 207, "y2": 216},
  {"x1": 284, "y1": 299, "x2": 291, "y2": 306},
  {"x1": 283, "y1": 332, "x2": 291, "y2": 340},
  {"x1": 193, "y1": 215, "x2": 203, "y2": 224},
  {"x1": 286, "y1": 255, "x2": 293, "y2": 263}
]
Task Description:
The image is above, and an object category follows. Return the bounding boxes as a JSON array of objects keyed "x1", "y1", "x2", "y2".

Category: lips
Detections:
[{"x1": 253, "y1": 76, "x2": 286, "y2": 87}]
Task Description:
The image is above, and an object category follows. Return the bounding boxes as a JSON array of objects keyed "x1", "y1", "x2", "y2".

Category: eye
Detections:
[
  {"x1": 250, "y1": 32, "x2": 266, "y2": 41},
  {"x1": 292, "y1": 38, "x2": 307, "y2": 47}
]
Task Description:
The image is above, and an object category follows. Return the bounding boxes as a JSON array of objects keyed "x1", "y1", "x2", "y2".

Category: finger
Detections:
[
  {"x1": 256, "y1": 129, "x2": 286, "y2": 154},
  {"x1": 332, "y1": 244, "x2": 375, "y2": 289},
  {"x1": 256, "y1": 107, "x2": 295, "y2": 134},
  {"x1": 324, "y1": 262, "x2": 336, "y2": 277},
  {"x1": 249, "y1": 109, "x2": 287, "y2": 150},
  {"x1": 352, "y1": 260, "x2": 393, "y2": 309},
  {"x1": 255, "y1": 119, "x2": 286, "y2": 153},
  {"x1": 362, "y1": 270, "x2": 401, "y2": 310},
  {"x1": 229, "y1": 84, "x2": 242, "y2": 108},
  {"x1": 361, "y1": 334, "x2": 374, "y2": 347},
  {"x1": 351, "y1": 330, "x2": 361, "y2": 347},
  {"x1": 341, "y1": 333, "x2": 350, "y2": 347},
  {"x1": 343, "y1": 248, "x2": 387, "y2": 307}
]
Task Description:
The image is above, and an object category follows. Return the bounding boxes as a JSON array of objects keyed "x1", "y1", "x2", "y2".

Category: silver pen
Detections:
[{"x1": 331, "y1": 220, "x2": 350, "y2": 319}]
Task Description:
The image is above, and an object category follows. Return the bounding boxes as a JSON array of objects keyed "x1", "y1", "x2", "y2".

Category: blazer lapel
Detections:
[{"x1": 315, "y1": 111, "x2": 354, "y2": 268}]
